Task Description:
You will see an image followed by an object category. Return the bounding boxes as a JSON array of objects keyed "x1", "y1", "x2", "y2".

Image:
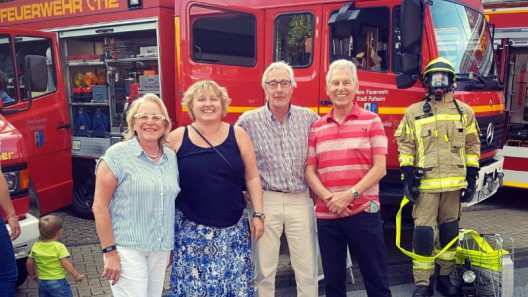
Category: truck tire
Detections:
[
  {"x1": 15, "y1": 257, "x2": 28, "y2": 287},
  {"x1": 72, "y1": 160, "x2": 96, "y2": 219}
]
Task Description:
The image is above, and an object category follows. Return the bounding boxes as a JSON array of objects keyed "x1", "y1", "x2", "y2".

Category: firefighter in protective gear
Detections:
[{"x1": 394, "y1": 57, "x2": 481, "y2": 297}]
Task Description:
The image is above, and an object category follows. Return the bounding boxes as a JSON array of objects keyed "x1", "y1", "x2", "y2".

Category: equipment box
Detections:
[
  {"x1": 92, "y1": 85, "x2": 109, "y2": 103},
  {"x1": 139, "y1": 75, "x2": 160, "y2": 92}
]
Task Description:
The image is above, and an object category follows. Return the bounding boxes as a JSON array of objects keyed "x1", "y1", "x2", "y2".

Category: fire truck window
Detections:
[
  {"x1": 274, "y1": 13, "x2": 314, "y2": 67},
  {"x1": 190, "y1": 5, "x2": 256, "y2": 67},
  {"x1": 0, "y1": 35, "x2": 17, "y2": 106},
  {"x1": 14, "y1": 36, "x2": 57, "y2": 100},
  {"x1": 329, "y1": 7, "x2": 390, "y2": 72}
]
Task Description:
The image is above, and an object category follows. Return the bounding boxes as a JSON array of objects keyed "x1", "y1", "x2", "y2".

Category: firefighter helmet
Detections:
[{"x1": 423, "y1": 57, "x2": 456, "y2": 95}]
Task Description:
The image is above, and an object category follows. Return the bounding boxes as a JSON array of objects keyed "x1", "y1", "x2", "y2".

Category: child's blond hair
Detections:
[{"x1": 38, "y1": 215, "x2": 63, "y2": 240}]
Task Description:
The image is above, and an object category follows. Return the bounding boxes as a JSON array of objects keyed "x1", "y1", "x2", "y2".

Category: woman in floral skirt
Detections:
[{"x1": 167, "y1": 80, "x2": 264, "y2": 296}]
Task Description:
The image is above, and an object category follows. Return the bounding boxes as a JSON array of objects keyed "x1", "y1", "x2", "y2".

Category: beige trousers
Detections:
[
  {"x1": 412, "y1": 190, "x2": 461, "y2": 285},
  {"x1": 254, "y1": 190, "x2": 318, "y2": 297}
]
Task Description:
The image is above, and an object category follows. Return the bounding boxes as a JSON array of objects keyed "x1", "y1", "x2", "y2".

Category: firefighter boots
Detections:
[
  {"x1": 436, "y1": 275, "x2": 459, "y2": 296},
  {"x1": 412, "y1": 285, "x2": 433, "y2": 297}
]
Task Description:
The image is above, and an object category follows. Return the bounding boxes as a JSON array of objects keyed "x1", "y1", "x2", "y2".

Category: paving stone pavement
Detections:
[{"x1": 15, "y1": 193, "x2": 528, "y2": 296}]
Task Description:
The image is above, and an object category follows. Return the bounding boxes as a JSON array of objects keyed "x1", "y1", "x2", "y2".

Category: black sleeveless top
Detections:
[{"x1": 176, "y1": 125, "x2": 246, "y2": 227}]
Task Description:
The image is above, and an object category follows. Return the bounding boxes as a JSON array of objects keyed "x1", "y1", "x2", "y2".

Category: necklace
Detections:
[{"x1": 146, "y1": 148, "x2": 162, "y2": 158}]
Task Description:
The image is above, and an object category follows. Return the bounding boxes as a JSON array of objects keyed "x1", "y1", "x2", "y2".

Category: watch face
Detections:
[{"x1": 351, "y1": 189, "x2": 359, "y2": 198}]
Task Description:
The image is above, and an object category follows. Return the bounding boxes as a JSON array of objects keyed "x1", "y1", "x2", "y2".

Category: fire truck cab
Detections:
[{"x1": 1, "y1": 42, "x2": 51, "y2": 286}]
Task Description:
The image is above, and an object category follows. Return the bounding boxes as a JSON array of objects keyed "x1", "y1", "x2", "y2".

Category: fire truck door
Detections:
[
  {"x1": 264, "y1": 5, "x2": 323, "y2": 112},
  {"x1": 7, "y1": 33, "x2": 73, "y2": 215}
]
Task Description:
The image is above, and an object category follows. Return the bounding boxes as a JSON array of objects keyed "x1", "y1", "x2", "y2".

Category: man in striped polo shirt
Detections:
[
  {"x1": 237, "y1": 61, "x2": 320, "y2": 297},
  {"x1": 305, "y1": 59, "x2": 392, "y2": 297}
]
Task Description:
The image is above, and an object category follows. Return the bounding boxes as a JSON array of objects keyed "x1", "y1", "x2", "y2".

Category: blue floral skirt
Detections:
[{"x1": 169, "y1": 209, "x2": 255, "y2": 297}]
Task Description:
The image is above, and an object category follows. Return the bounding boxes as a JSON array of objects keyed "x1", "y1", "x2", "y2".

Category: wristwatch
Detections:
[
  {"x1": 101, "y1": 245, "x2": 117, "y2": 253},
  {"x1": 253, "y1": 211, "x2": 266, "y2": 221},
  {"x1": 350, "y1": 187, "x2": 360, "y2": 199}
]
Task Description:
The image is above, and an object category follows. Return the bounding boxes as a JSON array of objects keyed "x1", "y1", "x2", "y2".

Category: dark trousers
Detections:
[
  {"x1": 0, "y1": 224, "x2": 17, "y2": 297},
  {"x1": 317, "y1": 212, "x2": 392, "y2": 297}
]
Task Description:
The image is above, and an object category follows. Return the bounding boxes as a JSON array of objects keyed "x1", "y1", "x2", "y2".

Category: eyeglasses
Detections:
[
  {"x1": 265, "y1": 80, "x2": 292, "y2": 89},
  {"x1": 134, "y1": 113, "x2": 166, "y2": 123}
]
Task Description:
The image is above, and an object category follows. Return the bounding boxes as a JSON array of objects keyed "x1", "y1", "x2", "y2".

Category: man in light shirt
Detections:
[{"x1": 237, "y1": 61, "x2": 319, "y2": 297}]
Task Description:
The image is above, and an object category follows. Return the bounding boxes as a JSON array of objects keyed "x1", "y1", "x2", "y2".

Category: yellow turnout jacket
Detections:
[{"x1": 395, "y1": 92, "x2": 481, "y2": 192}]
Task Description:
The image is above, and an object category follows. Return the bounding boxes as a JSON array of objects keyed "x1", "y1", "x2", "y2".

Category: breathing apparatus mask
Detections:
[
  {"x1": 428, "y1": 72, "x2": 452, "y2": 100},
  {"x1": 423, "y1": 57, "x2": 456, "y2": 100},
  {"x1": 422, "y1": 58, "x2": 456, "y2": 113}
]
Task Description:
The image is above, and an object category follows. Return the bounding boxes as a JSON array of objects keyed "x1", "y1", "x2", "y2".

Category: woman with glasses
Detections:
[
  {"x1": 93, "y1": 93, "x2": 181, "y2": 297},
  {"x1": 167, "y1": 80, "x2": 263, "y2": 297}
]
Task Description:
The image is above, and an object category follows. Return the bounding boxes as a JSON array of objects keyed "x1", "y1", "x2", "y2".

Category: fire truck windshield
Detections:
[{"x1": 430, "y1": 1, "x2": 496, "y2": 79}]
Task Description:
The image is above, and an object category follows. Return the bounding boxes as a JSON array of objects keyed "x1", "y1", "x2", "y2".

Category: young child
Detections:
[{"x1": 26, "y1": 215, "x2": 85, "y2": 297}]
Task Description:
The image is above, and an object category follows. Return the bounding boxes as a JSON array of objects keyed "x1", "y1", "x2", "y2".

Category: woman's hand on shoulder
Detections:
[{"x1": 167, "y1": 127, "x2": 185, "y2": 152}]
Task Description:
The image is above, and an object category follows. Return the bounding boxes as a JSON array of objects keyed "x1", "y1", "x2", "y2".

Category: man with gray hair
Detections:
[
  {"x1": 305, "y1": 59, "x2": 391, "y2": 296},
  {"x1": 237, "y1": 61, "x2": 319, "y2": 297}
]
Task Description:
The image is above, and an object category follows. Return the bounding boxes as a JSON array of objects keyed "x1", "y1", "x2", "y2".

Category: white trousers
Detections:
[
  {"x1": 107, "y1": 246, "x2": 170, "y2": 297},
  {"x1": 254, "y1": 191, "x2": 318, "y2": 297}
]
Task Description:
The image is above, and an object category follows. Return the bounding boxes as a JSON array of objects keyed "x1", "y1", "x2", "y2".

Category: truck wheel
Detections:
[
  {"x1": 72, "y1": 160, "x2": 95, "y2": 219},
  {"x1": 15, "y1": 258, "x2": 28, "y2": 287}
]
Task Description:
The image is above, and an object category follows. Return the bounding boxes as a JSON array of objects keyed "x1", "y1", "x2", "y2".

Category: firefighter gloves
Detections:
[
  {"x1": 461, "y1": 167, "x2": 480, "y2": 203},
  {"x1": 402, "y1": 166, "x2": 418, "y2": 203}
]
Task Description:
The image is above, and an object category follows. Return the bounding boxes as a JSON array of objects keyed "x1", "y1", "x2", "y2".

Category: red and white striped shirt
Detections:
[{"x1": 307, "y1": 103, "x2": 388, "y2": 219}]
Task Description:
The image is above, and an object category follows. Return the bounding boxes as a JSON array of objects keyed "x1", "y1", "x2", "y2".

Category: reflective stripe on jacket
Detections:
[{"x1": 394, "y1": 92, "x2": 481, "y2": 193}]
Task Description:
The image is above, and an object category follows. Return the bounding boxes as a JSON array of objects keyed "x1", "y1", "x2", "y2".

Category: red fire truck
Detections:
[
  {"x1": 0, "y1": 0, "x2": 178, "y2": 219},
  {"x1": 0, "y1": 0, "x2": 505, "y2": 226},
  {"x1": 485, "y1": 0, "x2": 528, "y2": 189}
]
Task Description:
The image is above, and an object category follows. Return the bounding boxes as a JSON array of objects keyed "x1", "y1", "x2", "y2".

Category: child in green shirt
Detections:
[{"x1": 26, "y1": 215, "x2": 85, "y2": 297}]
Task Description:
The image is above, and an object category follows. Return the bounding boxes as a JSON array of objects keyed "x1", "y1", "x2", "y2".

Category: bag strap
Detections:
[{"x1": 190, "y1": 124, "x2": 244, "y2": 189}]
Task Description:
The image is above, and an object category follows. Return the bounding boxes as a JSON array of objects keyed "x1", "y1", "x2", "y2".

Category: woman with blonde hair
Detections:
[
  {"x1": 168, "y1": 80, "x2": 263, "y2": 296},
  {"x1": 93, "y1": 93, "x2": 180, "y2": 297}
]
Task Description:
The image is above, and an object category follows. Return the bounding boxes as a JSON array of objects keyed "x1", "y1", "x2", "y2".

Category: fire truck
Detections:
[
  {"x1": 0, "y1": 0, "x2": 505, "y2": 227},
  {"x1": 485, "y1": 0, "x2": 528, "y2": 189}
]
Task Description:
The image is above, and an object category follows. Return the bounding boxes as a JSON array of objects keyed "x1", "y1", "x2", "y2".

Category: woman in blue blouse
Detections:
[
  {"x1": 93, "y1": 93, "x2": 180, "y2": 296},
  {"x1": 167, "y1": 80, "x2": 264, "y2": 296}
]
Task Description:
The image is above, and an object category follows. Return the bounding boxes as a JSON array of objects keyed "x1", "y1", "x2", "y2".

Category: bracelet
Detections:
[
  {"x1": 252, "y1": 211, "x2": 265, "y2": 221},
  {"x1": 101, "y1": 245, "x2": 117, "y2": 253},
  {"x1": 7, "y1": 216, "x2": 19, "y2": 222}
]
